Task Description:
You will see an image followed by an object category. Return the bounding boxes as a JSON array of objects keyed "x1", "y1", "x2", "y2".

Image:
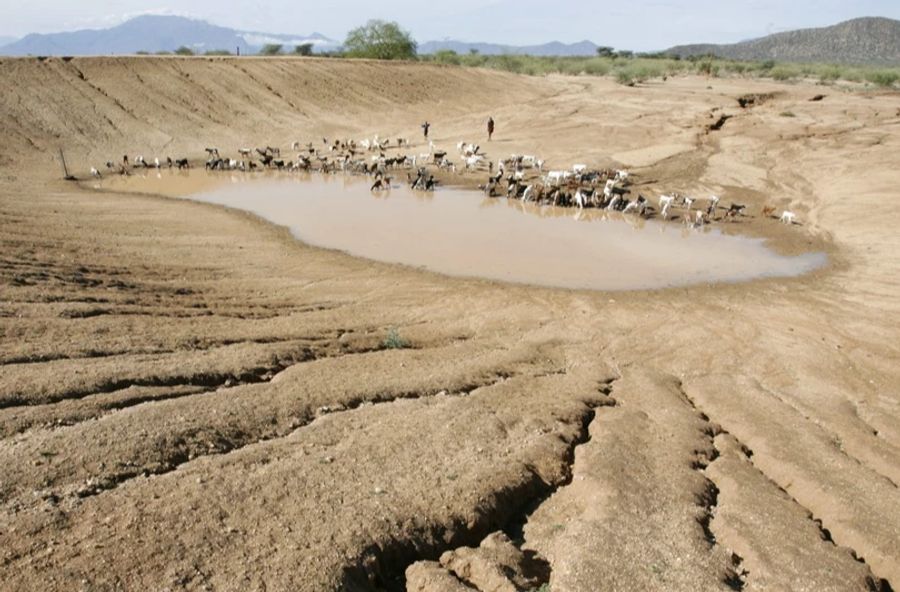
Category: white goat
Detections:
[
  {"x1": 574, "y1": 189, "x2": 587, "y2": 209},
  {"x1": 545, "y1": 171, "x2": 571, "y2": 186},
  {"x1": 604, "y1": 179, "x2": 616, "y2": 195},
  {"x1": 521, "y1": 184, "x2": 536, "y2": 202},
  {"x1": 659, "y1": 194, "x2": 675, "y2": 218},
  {"x1": 780, "y1": 211, "x2": 797, "y2": 224},
  {"x1": 465, "y1": 155, "x2": 485, "y2": 170}
]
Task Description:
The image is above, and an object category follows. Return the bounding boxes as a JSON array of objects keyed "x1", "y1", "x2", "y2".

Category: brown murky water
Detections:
[{"x1": 99, "y1": 170, "x2": 826, "y2": 291}]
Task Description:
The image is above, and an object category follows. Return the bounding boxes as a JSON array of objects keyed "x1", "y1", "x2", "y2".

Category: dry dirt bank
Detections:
[{"x1": 0, "y1": 57, "x2": 898, "y2": 591}]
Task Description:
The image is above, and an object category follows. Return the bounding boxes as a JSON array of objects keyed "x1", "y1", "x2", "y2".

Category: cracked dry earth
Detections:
[{"x1": 1, "y1": 57, "x2": 899, "y2": 591}]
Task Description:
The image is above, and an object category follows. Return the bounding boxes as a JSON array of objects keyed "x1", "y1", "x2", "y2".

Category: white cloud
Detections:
[{"x1": 63, "y1": 8, "x2": 197, "y2": 30}]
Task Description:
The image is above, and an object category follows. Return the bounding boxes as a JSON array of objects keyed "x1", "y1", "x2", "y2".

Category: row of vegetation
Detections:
[
  {"x1": 137, "y1": 43, "x2": 315, "y2": 57},
  {"x1": 138, "y1": 20, "x2": 900, "y2": 89},
  {"x1": 422, "y1": 51, "x2": 900, "y2": 88}
]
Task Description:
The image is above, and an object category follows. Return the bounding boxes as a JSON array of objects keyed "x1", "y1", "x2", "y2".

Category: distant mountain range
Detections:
[
  {"x1": 4, "y1": 15, "x2": 900, "y2": 64},
  {"x1": 667, "y1": 17, "x2": 900, "y2": 65},
  {"x1": 0, "y1": 15, "x2": 599, "y2": 57},
  {"x1": 0, "y1": 15, "x2": 340, "y2": 56},
  {"x1": 418, "y1": 39, "x2": 598, "y2": 57}
]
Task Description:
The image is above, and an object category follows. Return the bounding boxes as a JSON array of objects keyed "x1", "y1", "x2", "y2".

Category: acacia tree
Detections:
[
  {"x1": 294, "y1": 43, "x2": 314, "y2": 56},
  {"x1": 343, "y1": 20, "x2": 417, "y2": 60}
]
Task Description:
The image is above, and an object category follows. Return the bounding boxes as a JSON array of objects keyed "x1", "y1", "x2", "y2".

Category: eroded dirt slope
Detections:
[{"x1": 0, "y1": 57, "x2": 898, "y2": 591}]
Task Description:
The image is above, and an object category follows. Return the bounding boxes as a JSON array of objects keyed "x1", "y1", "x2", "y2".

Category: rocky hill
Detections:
[{"x1": 668, "y1": 17, "x2": 900, "y2": 65}]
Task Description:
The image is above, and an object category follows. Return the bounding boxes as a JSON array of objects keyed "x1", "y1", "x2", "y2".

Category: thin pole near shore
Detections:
[{"x1": 58, "y1": 148, "x2": 76, "y2": 181}]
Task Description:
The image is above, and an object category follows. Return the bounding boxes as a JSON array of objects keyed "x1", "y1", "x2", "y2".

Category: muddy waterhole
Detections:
[{"x1": 98, "y1": 170, "x2": 826, "y2": 291}]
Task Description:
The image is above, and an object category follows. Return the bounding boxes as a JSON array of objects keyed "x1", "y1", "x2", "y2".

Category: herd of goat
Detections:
[{"x1": 91, "y1": 135, "x2": 799, "y2": 226}]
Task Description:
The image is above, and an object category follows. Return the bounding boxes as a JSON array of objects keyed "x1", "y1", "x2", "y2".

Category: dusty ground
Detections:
[{"x1": 0, "y1": 56, "x2": 898, "y2": 591}]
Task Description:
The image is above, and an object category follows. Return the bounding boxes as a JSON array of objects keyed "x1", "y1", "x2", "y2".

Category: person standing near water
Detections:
[
  {"x1": 421, "y1": 121, "x2": 431, "y2": 141},
  {"x1": 487, "y1": 116, "x2": 495, "y2": 141}
]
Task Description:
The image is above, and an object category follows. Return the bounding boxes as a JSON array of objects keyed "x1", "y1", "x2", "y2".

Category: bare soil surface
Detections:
[{"x1": 0, "y1": 56, "x2": 898, "y2": 591}]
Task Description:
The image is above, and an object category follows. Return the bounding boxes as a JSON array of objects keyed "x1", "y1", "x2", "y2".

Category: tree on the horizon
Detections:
[
  {"x1": 294, "y1": 43, "x2": 314, "y2": 56},
  {"x1": 174, "y1": 46, "x2": 194, "y2": 56},
  {"x1": 596, "y1": 46, "x2": 615, "y2": 57},
  {"x1": 343, "y1": 20, "x2": 416, "y2": 60}
]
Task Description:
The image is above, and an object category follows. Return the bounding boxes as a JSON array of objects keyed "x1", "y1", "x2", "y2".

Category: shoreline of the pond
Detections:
[{"x1": 85, "y1": 171, "x2": 832, "y2": 293}]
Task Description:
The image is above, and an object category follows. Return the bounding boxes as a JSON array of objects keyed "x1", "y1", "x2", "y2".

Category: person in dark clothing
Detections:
[
  {"x1": 487, "y1": 117, "x2": 495, "y2": 141},
  {"x1": 421, "y1": 121, "x2": 431, "y2": 140}
]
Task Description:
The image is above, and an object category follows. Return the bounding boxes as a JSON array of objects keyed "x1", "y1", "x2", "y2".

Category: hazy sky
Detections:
[{"x1": 4, "y1": 0, "x2": 900, "y2": 49}]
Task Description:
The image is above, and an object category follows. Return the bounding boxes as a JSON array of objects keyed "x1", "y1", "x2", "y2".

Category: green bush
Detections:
[
  {"x1": 433, "y1": 49, "x2": 461, "y2": 65},
  {"x1": 259, "y1": 44, "x2": 283, "y2": 56},
  {"x1": 294, "y1": 43, "x2": 314, "y2": 56},
  {"x1": 770, "y1": 65, "x2": 799, "y2": 81},
  {"x1": 817, "y1": 65, "x2": 842, "y2": 82},
  {"x1": 616, "y1": 69, "x2": 636, "y2": 85},
  {"x1": 174, "y1": 46, "x2": 195, "y2": 56},
  {"x1": 866, "y1": 70, "x2": 899, "y2": 88},
  {"x1": 582, "y1": 58, "x2": 611, "y2": 76}
]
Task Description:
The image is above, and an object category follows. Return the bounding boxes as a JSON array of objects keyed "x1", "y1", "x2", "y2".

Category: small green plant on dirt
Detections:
[
  {"x1": 382, "y1": 328, "x2": 410, "y2": 350},
  {"x1": 530, "y1": 585, "x2": 550, "y2": 592},
  {"x1": 832, "y1": 434, "x2": 845, "y2": 452},
  {"x1": 780, "y1": 111, "x2": 796, "y2": 117}
]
